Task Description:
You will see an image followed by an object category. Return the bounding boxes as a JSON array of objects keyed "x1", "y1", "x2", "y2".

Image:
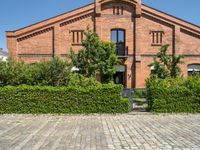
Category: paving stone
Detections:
[{"x1": 0, "y1": 114, "x2": 200, "y2": 149}]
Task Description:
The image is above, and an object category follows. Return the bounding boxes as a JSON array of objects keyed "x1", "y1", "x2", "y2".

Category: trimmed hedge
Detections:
[
  {"x1": 146, "y1": 77, "x2": 200, "y2": 113},
  {"x1": 0, "y1": 84, "x2": 129, "y2": 114},
  {"x1": 133, "y1": 89, "x2": 147, "y2": 98}
]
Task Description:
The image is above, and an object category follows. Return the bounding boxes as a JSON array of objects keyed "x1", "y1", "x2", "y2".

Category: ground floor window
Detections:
[
  {"x1": 188, "y1": 64, "x2": 200, "y2": 76},
  {"x1": 114, "y1": 65, "x2": 126, "y2": 86}
]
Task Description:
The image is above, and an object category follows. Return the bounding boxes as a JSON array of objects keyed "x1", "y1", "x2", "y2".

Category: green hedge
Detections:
[
  {"x1": 0, "y1": 84, "x2": 129, "y2": 114},
  {"x1": 133, "y1": 89, "x2": 147, "y2": 98},
  {"x1": 146, "y1": 77, "x2": 200, "y2": 113}
]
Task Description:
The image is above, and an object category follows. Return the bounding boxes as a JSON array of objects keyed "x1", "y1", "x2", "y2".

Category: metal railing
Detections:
[
  {"x1": 116, "y1": 46, "x2": 128, "y2": 56},
  {"x1": 122, "y1": 88, "x2": 148, "y2": 112}
]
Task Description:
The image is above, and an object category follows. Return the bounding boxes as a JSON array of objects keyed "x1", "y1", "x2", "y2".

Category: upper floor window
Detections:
[
  {"x1": 111, "y1": 29, "x2": 126, "y2": 56},
  {"x1": 113, "y1": 6, "x2": 124, "y2": 15},
  {"x1": 71, "y1": 30, "x2": 84, "y2": 45},
  {"x1": 150, "y1": 31, "x2": 164, "y2": 46}
]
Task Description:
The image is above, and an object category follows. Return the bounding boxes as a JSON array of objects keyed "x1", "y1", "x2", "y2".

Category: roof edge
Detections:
[
  {"x1": 6, "y1": 2, "x2": 200, "y2": 33},
  {"x1": 7, "y1": 2, "x2": 94, "y2": 33},
  {"x1": 142, "y1": 4, "x2": 200, "y2": 30}
]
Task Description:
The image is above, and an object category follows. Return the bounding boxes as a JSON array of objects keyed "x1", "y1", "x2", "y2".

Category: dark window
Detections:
[
  {"x1": 71, "y1": 30, "x2": 84, "y2": 45},
  {"x1": 114, "y1": 65, "x2": 126, "y2": 86},
  {"x1": 150, "y1": 31, "x2": 164, "y2": 46},
  {"x1": 111, "y1": 29, "x2": 126, "y2": 56},
  {"x1": 188, "y1": 64, "x2": 200, "y2": 77},
  {"x1": 113, "y1": 6, "x2": 123, "y2": 15}
]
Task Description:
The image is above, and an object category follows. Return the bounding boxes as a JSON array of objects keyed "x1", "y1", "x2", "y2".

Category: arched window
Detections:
[
  {"x1": 111, "y1": 29, "x2": 126, "y2": 56},
  {"x1": 188, "y1": 64, "x2": 200, "y2": 76}
]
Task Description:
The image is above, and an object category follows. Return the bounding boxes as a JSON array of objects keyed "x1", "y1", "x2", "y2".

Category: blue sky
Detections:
[{"x1": 0, "y1": 0, "x2": 200, "y2": 51}]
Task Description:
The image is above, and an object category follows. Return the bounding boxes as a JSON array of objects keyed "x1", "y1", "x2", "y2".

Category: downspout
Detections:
[
  {"x1": 52, "y1": 27, "x2": 55, "y2": 58},
  {"x1": 94, "y1": 0, "x2": 96, "y2": 32}
]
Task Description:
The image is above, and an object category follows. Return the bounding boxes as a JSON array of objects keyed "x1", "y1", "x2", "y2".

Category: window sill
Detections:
[
  {"x1": 151, "y1": 44, "x2": 162, "y2": 47},
  {"x1": 72, "y1": 43, "x2": 82, "y2": 46}
]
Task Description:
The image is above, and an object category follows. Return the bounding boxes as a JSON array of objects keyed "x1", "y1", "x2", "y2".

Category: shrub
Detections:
[
  {"x1": 67, "y1": 73, "x2": 100, "y2": 88},
  {"x1": 29, "y1": 57, "x2": 71, "y2": 86},
  {"x1": 146, "y1": 77, "x2": 200, "y2": 113},
  {"x1": 0, "y1": 84, "x2": 130, "y2": 114},
  {"x1": 0, "y1": 57, "x2": 71, "y2": 86},
  {"x1": 0, "y1": 60, "x2": 29, "y2": 86},
  {"x1": 133, "y1": 89, "x2": 147, "y2": 98}
]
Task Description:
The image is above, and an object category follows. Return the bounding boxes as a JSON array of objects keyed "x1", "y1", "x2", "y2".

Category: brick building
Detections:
[{"x1": 6, "y1": 0, "x2": 200, "y2": 88}]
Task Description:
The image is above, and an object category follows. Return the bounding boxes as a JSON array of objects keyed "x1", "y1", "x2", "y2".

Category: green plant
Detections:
[
  {"x1": 133, "y1": 89, "x2": 147, "y2": 98},
  {"x1": 0, "y1": 84, "x2": 130, "y2": 114},
  {"x1": 30, "y1": 57, "x2": 72, "y2": 86},
  {"x1": 67, "y1": 73, "x2": 100, "y2": 88},
  {"x1": 0, "y1": 59, "x2": 29, "y2": 86},
  {"x1": 70, "y1": 27, "x2": 119, "y2": 83},
  {"x1": 0, "y1": 57, "x2": 72, "y2": 86},
  {"x1": 149, "y1": 45, "x2": 184, "y2": 79},
  {"x1": 146, "y1": 77, "x2": 200, "y2": 113}
]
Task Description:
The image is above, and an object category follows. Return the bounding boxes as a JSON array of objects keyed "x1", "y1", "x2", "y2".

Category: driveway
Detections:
[{"x1": 0, "y1": 114, "x2": 200, "y2": 150}]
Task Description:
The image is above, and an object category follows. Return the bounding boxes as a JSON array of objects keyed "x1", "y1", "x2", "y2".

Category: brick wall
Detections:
[{"x1": 6, "y1": 0, "x2": 200, "y2": 88}]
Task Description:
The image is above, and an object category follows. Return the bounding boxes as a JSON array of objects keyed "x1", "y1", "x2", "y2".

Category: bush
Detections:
[
  {"x1": 0, "y1": 60, "x2": 28, "y2": 86},
  {"x1": 0, "y1": 84, "x2": 130, "y2": 114},
  {"x1": 133, "y1": 89, "x2": 147, "y2": 98},
  {"x1": 146, "y1": 77, "x2": 200, "y2": 113},
  {"x1": 67, "y1": 74, "x2": 100, "y2": 88},
  {"x1": 0, "y1": 57, "x2": 71, "y2": 86}
]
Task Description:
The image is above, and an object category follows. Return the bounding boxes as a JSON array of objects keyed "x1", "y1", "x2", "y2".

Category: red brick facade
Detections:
[{"x1": 6, "y1": 0, "x2": 200, "y2": 88}]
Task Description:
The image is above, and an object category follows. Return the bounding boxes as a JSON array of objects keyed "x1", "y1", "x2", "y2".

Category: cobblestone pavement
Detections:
[{"x1": 0, "y1": 114, "x2": 200, "y2": 150}]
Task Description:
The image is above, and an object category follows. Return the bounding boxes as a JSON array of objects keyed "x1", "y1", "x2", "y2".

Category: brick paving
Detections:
[{"x1": 0, "y1": 114, "x2": 200, "y2": 150}]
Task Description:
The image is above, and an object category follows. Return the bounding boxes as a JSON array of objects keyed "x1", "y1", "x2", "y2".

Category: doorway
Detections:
[{"x1": 114, "y1": 65, "x2": 126, "y2": 86}]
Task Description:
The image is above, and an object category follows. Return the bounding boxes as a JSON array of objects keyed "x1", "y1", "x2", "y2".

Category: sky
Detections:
[{"x1": 0, "y1": 0, "x2": 200, "y2": 51}]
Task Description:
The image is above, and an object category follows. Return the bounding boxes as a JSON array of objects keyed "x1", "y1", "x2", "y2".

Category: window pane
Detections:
[
  {"x1": 111, "y1": 30, "x2": 117, "y2": 43},
  {"x1": 118, "y1": 30, "x2": 125, "y2": 43},
  {"x1": 188, "y1": 64, "x2": 200, "y2": 77}
]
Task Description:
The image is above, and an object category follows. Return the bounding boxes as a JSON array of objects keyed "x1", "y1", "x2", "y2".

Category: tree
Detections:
[
  {"x1": 149, "y1": 44, "x2": 183, "y2": 79},
  {"x1": 70, "y1": 28, "x2": 119, "y2": 83}
]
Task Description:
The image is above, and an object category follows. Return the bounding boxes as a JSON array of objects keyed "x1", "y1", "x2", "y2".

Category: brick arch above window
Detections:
[
  {"x1": 97, "y1": 0, "x2": 141, "y2": 16},
  {"x1": 99, "y1": 0, "x2": 141, "y2": 6}
]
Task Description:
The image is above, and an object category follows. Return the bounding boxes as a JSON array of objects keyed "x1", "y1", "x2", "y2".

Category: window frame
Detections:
[
  {"x1": 188, "y1": 64, "x2": 200, "y2": 76},
  {"x1": 113, "y1": 6, "x2": 124, "y2": 15},
  {"x1": 111, "y1": 29, "x2": 126, "y2": 56},
  {"x1": 71, "y1": 30, "x2": 84, "y2": 46},
  {"x1": 150, "y1": 31, "x2": 164, "y2": 46}
]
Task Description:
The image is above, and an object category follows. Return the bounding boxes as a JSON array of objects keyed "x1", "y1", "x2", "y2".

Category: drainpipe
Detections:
[
  {"x1": 93, "y1": 0, "x2": 96, "y2": 32},
  {"x1": 52, "y1": 27, "x2": 55, "y2": 58}
]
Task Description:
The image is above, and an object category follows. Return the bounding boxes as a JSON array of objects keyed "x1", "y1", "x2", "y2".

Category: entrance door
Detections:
[
  {"x1": 114, "y1": 72, "x2": 125, "y2": 86},
  {"x1": 114, "y1": 65, "x2": 126, "y2": 86}
]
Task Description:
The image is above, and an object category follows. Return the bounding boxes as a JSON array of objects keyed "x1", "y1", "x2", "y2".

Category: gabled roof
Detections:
[
  {"x1": 6, "y1": 1, "x2": 200, "y2": 37},
  {"x1": 142, "y1": 4, "x2": 200, "y2": 34},
  {"x1": 6, "y1": 2, "x2": 94, "y2": 37}
]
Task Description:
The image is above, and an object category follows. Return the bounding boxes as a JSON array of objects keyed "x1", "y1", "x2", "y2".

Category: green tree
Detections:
[
  {"x1": 70, "y1": 28, "x2": 118, "y2": 83},
  {"x1": 149, "y1": 44, "x2": 184, "y2": 79}
]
